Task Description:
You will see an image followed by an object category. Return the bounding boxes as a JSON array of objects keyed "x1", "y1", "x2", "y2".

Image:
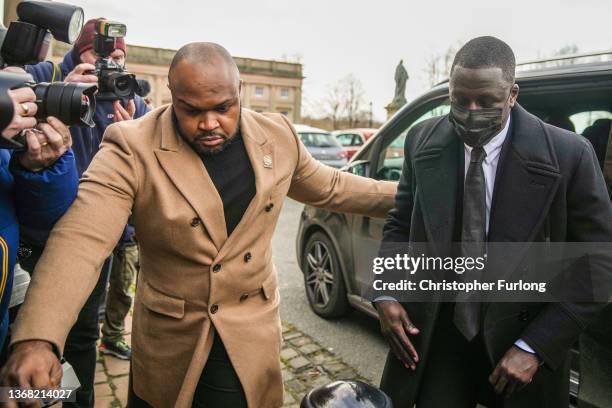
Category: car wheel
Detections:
[{"x1": 302, "y1": 231, "x2": 349, "y2": 318}]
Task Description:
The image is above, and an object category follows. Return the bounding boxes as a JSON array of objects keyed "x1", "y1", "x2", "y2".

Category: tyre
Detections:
[{"x1": 302, "y1": 231, "x2": 349, "y2": 318}]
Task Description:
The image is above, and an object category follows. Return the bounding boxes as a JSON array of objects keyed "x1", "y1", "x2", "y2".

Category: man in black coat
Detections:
[{"x1": 375, "y1": 36, "x2": 612, "y2": 408}]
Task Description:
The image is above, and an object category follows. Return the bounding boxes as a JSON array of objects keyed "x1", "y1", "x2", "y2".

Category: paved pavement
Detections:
[
  {"x1": 94, "y1": 318, "x2": 369, "y2": 407},
  {"x1": 273, "y1": 198, "x2": 388, "y2": 383},
  {"x1": 92, "y1": 197, "x2": 389, "y2": 407}
]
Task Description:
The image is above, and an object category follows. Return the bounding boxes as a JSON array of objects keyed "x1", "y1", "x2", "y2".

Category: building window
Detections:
[
  {"x1": 255, "y1": 86, "x2": 265, "y2": 97},
  {"x1": 280, "y1": 111, "x2": 289, "y2": 116},
  {"x1": 280, "y1": 88, "x2": 289, "y2": 99}
]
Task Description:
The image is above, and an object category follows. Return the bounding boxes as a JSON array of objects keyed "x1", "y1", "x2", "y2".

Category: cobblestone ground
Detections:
[{"x1": 93, "y1": 319, "x2": 371, "y2": 407}]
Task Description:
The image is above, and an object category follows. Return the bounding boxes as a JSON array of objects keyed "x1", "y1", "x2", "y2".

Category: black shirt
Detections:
[{"x1": 199, "y1": 132, "x2": 256, "y2": 236}]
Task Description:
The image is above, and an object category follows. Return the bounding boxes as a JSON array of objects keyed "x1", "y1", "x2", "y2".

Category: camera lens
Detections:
[
  {"x1": 115, "y1": 75, "x2": 130, "y2": 91},
  {"x1": 32, "y1": 82, "x2": 97, "y2": 127}
]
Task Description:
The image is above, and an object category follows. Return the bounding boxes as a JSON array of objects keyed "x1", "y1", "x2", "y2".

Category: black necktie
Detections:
[{"x1": 454, "y1": 146, "x2": 487, "y2": 341}]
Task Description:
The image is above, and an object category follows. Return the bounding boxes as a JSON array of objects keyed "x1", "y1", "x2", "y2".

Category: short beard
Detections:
[{"x1": 195, "y1": 119, "x2": 240, "y2": 157}]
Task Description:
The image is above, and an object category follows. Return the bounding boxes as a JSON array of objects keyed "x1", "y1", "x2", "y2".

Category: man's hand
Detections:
[
  {"x1": 64, "y1": 63, "x2": 98, "y2": 85},
  {"x1": 18, "y1": 117, "x2": 72, "y2": 172},
  {"x1": 376, "y1": 300, "x2": 420, "y2": 370},
  {"x1": 1, "y1": 88, "x2": 38, "y2": 138},
  {"x1": 1, "y1": 341, "x2": 62, "y2": 408},
  {"x1": 489, "y1": 345, "x2": 540, "y2": 397},
  {"x1": 113, "y1": 99, "x2": 136, "y2": 122}
]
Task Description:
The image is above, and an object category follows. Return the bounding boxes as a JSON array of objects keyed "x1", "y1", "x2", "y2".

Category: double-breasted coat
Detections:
[{"x1": 12, "y1": 106, "x2": 397, "y2": 407}]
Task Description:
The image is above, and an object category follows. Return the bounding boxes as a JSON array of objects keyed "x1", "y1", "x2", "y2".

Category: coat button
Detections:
[
  {"x1": 265, "y1": 203, "x2": 274, "y2": 212},
  {"x1": 519, "y1": 310, "x2": 529, "y2": 321},
  {"x1": 190, "y1": 217, "x2": 201, "y2": 227},
  {"x1": 210, "y1": 304, "x2": 219, "y2": 314},
  {"x1": 213, "y1": 264, "x2": 222, "y2": 273},
  {"x1": 240, "y1": 293, "x2": 249, "y2": 302},
  {"x1": 244, "y1": 252, "x2": 252, "y2": 262}
]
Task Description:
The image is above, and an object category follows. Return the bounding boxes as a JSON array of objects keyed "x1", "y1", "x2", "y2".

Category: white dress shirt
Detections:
[{"x1": 462, "y1": 114, "x2": 536, "y2": 356}]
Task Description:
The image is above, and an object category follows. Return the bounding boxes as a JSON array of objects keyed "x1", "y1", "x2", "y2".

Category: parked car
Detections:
[
  {"x1": 296, "y1": 52, "x2": 612, "y2": 406},
  {"x1": 293, "y1": 124, "x2": 348, "y2": 168},
  {"x1": 332, "y1": 128, "x2": 378, "y2": 160}
]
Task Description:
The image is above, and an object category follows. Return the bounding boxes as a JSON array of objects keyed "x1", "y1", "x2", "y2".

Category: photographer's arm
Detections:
[{"x1": 10, "y1": 139, "x2": 78, "y2": 244}]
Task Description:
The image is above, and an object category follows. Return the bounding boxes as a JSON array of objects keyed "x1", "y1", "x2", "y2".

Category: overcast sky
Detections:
[{"x1": 63, "y1": 0, "x2": 610, "y2": 121}]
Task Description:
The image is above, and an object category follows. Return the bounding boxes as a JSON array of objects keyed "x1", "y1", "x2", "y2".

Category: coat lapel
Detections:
[
  {"x1": 413, "y1": 116, "x2": 462, "y2": 254},
  {"x1": 487, "y1": 104, "x2": 562, "y2": 279},
  {"x1": 154, "y1": 107, "x2": 228, "y2": 251},
  {"x1": 488, "y1": 104, "x2": 561, "y2": 243}
]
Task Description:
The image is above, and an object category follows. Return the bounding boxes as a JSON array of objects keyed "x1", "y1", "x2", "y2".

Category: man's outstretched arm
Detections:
[{"x1": 281, "y1": 116, "x2": 397, "y2": 218}]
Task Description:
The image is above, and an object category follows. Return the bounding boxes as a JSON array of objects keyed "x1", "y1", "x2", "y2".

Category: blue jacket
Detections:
[
  {"x1": 26, "y1": 49, "x2": 149, "y2": 246},
  {"x1": 0, "y1": 149, "x2": 78, "y2": 348}
]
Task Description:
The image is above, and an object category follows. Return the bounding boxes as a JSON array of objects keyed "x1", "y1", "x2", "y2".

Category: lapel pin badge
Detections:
[{"x1": 263, "y1": 155, "x2": 273, "y2": 169}]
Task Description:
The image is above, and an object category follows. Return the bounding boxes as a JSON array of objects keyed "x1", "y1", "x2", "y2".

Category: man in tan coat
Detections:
[{"x1": 2, "y1": 43, "x2": 396, "y2": 407}]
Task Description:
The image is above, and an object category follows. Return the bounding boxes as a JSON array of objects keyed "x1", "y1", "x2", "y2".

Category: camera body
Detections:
[
  {"x1": 91, "y1": 19, "x2": 138, "y2": 101},
  {"x1": 92, "y1": 57, "x2": 136, "y2": 101}
]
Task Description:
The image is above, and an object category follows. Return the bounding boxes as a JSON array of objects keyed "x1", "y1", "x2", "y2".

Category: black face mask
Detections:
[{"x1": 449, "y1": 102, "x2": 505, "y2": 148}]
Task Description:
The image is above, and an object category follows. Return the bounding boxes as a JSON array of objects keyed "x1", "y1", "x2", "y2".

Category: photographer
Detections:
[
  {"x1": 26, "y1": 18, "x2": 149, "y2": 175},
  {"x1": 24, "y1": 18, "x2": 149, "y2": 408},
  {"x1": 0, "y1": 81, "x2": 77, "y2": 351}
]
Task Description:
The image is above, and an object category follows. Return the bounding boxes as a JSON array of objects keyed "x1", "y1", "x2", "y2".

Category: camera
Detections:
[
  {"x1": 0, "y1": 1, "x2": 95, "y2": 148},
  {"x1": 0, "y1": 71, "x2": 97, "y2": 149},
  {"x1": 90, "y1": 19, "x2": 138, "y2": 101},
  {"x1": 0, "y1": 0, "x2": 84, "y2": 67}
]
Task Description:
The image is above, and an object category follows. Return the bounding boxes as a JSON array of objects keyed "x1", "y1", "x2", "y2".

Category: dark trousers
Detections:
[
  {"x1": 102, "y1": 245, "x2": 138, "y2": 344},
  {"x1": 415, "y1": 303, "x2": 502, "y2": 408},
  {"x1": 128, "y1": 330, "x2": 247, "y2": 408},
  {"x1": 62, "y1": 258, "x2": 111, "y2": 408}
]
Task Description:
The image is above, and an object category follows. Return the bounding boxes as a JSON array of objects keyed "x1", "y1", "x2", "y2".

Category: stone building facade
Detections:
[
  {"x1": 2, "y1": 0, "x2": 303, "y2": 121},
  {"x1": 50, "y1": 42, "x2": 303, "y2": 122}
]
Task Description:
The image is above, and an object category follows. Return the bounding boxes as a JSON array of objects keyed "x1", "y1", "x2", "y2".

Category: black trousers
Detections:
[
  {"x1": 128, "y1": 331, "x2": 247, "y2": 408},
  {"x1": 415, "y1": 303, "x2": 502, "y2": 408}
]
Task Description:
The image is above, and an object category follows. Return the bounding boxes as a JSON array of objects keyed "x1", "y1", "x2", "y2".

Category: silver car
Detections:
[{"x1": 293, "y1": 124, "x2": 348, "y2": 168}]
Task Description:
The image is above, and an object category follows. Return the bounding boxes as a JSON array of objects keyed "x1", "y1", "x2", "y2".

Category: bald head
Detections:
[
  {"x1": 169, "y1": 42, "x2": 242, "y2": 156},
  {"x1": 169, "y1": 42, "x2": 239, "y2": 86}
]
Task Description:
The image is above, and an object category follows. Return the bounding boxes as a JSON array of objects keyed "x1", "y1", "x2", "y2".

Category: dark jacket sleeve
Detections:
[
  {"x1": 10, "y1": 149, "x2": 78, "y2": 244},
  {"x1": 372, "y1": 124, "x2": 420, "y2": 301},
  {"x1": 25, "y1": 61, "x2": 55, "y2": 83},
  {"x1": 522, "y1": 140, "x2": 612, "y2": 370},
  {"x1": 380, "y1": 122, "x2": 428, "y2": 246}
]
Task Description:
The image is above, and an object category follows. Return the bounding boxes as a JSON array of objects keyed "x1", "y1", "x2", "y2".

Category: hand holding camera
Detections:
[
  {"x1": 1, "y1": 86, "x2": 38, "y2": 138},
  {"x1": 64, "y1": 62, "x2": 98, "y2": 85},
  {"x1": 113, "y1": 99, "x2": 135, "y2": 122},
  {"x1": 18, "y1": 116, "x2": 72, "y2": 171}
]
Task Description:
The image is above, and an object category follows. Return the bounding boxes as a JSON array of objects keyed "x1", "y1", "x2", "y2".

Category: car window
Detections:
[
  {"x1": 570, "y1": 111, "x2": 612, "y2": 134},
  {"x1": 336, "y1": 133, "x2": 354, "y2": 146},
  {"x1": 373, "y1": 98, "x2": 450, "y2": 181},
  {"x1": 299, "y1": 132, "x2": 341, "y2": 148}
]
